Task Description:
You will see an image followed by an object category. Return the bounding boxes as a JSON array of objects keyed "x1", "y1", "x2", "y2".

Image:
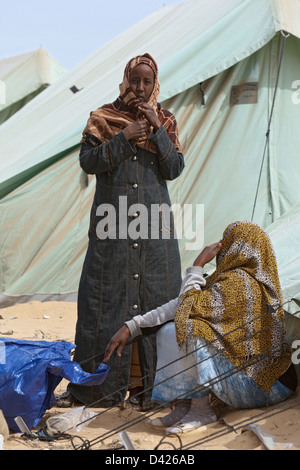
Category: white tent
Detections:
[
  {"x1": 268, "y1": 204, "x2": 300, "y2": 319},
  {"x1": 267, "y1": 204, "x2": 300, "y2": 380},
  {"x1": 0, "y1": 0, "x2": 300, "y2": 308},
  {"x1": 0, "y1": 47, "x2": 66, "y2": 124}
]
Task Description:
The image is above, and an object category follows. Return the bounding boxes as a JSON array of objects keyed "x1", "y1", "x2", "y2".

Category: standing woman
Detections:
[{"x1": 62, "y1": 53, "x2": 184, "y2": 409}]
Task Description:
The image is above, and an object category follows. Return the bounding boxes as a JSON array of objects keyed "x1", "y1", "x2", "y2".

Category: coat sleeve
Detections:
[
  {"x1": 125, "y1": 267, "x2": 206, "y2": 338},
  {"x1": 149, "y1": 125, "x2": 185, "y2": 181},
  {"x1": 125, "y1": 298, "x2": 180, "y2": 338},
  {"x1": 79, "y1": 131, "x2": 137, "y2": 174}
]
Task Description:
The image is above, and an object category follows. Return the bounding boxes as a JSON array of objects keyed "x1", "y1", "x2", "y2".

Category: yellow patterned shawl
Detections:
[
  {"x1": 174, "y1": 221, "x2": 291, "y2": 392},
  {"x1": 81, "y1": 53, "x2": 181, "y2": 154}
]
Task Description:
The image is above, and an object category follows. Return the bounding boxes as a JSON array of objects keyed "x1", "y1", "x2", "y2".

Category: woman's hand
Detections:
[
  {"x1": 137, "y1": 103, "x2": 161, "y2": 131},
  {"x1": 123, "y1": 120, "x2": 150, "y2": 141},
  {"x1": 193, "y1": 242, "x2": 222, "y2": 268},
  {"x1": 123, "y1": 103, "x2": 161, "y2": 142},
  {"x1": 103, "y1": 325, "x2": 130, "y2": 362}
]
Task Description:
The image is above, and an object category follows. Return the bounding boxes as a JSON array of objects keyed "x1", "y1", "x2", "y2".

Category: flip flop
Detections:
[
  {"x1": 166, "y1": 420, "x2": 218, "y2": 435},
  {"x1": 124, "y1": 386, "x2": 144, "y2": 411},
  {"x1": 146, "y1": 418, "x2": 166, "y2": 428}
]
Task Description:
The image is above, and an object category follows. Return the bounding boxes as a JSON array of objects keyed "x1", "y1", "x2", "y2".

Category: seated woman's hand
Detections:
[
  {"x1": 103, "y1": 325, "x2": 130, "y2": 362},
  {"x1": 193, "y1": 242, "x2": 222, "y2": 268}
]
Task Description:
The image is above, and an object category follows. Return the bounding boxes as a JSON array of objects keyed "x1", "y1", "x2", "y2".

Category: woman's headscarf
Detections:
[
  {"x1": 174, "y1": 221, "x2": 291, "y2": 392},
  {"x1": 81, "y1": 53, "x2": 181, "y2": 154}
]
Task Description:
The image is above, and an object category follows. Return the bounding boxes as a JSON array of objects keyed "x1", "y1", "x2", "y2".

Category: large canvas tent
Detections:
[
  {"x1": 0, "y1": 48, "x2": 67, "y2": 124},
  {"x1": 267, "y1": 204, "x2": 300, "y2": 379},
  {"x1": 1, "y1": 0, "x2": 300, "y2": 314}
]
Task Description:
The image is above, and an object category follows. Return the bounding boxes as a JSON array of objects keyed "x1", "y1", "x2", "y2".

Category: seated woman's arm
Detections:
[
  {"x1": 103, "y1": 266, "x2": 208, "y2": 362},
  {"x1": 103, "y1": 242, "x2": 222, "y2": 361}
]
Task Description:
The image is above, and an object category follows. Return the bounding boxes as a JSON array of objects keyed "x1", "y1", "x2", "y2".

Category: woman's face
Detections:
[{"x1": 129, "y1": 64, "x2": 154, "y2": 102}]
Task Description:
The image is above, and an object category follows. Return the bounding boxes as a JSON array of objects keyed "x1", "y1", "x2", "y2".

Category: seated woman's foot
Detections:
[
  {"x1": 146, "y1": 398, "x2": 191, "y2": 428},
  {"x1": 165, "y1": 416, "x2": 217, "y2": 435},
  {"x1": 165, "y1": 397, "x2": 217, "y2": 435}
]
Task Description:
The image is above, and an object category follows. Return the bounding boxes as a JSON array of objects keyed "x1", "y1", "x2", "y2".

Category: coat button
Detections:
[
  {"x1": 132, "y1": 155, "x2": 137, "y2": 161},
  {"x1": 132, "y1": 183, "x2": 138, "y2": 189},
  {"x1": 132, "y1": 304, "x2": 138, "y2": 310},
  {"x1": 133, "y1": 274, "x2": 139, "y2": 279},
  {"x1": 132, "y1": 243, "x2": 139, "y2": 249}
]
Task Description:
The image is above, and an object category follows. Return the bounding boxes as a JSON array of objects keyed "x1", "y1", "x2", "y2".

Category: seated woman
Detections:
[{"x1": 104, "y1": 221, "x2": 297, "y2": 435}]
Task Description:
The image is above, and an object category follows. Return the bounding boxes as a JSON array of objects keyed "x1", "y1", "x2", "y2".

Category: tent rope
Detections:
[
  {"x1": 71, "y1": 333, "x2": 300, "y2": 450},
  {"x1": 251, "y1": 30, "x2": 290, "y2": 222},
  {"x1": 182, "y1": 393, "x2": 300, "y2": 451},
  {"x1": 75, "y1": 301, "x2": 288, "y2": 411},
  {"x1": 66, "y1": 303, "x2": 299, "y2": 449}
]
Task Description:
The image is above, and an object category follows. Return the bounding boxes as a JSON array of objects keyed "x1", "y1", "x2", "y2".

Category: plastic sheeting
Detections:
[
  {"x1": 0, "y1": 338, "x2": 109, "y2": 432},
  {"x1": 244, "y1": 423, "x2": 295, "y2": 450}
]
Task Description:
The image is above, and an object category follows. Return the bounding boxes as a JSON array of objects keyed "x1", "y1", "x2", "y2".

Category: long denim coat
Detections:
[{"x1": 69, "y1": 125, "x2": 184, "y2": 407}]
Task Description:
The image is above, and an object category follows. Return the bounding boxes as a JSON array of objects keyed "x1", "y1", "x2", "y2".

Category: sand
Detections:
[{"x1": 0, "y1": 300, "x2": 300, "y2": 452}]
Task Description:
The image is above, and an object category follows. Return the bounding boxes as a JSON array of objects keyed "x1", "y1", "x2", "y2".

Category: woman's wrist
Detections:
[
  {"x1": 123, "y1": 127, "x2": 131, "y2": 140},
  {"x1": 152, "y1": 119, "x2": 161, "y2": 131}
]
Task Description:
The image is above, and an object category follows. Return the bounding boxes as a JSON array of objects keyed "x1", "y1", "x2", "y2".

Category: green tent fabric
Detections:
[
  {"x1": 1, "y1": 0, "x2": 300, "y2": 200},
  {"x1": 0, "y1": 48, "x2": 67, "y2": 124},
  {"x1": 267, "y1": 204, "x2": 300, "y2": 318},
  {"x1": 267, "y1": 204, "x2": 300, "y2": 381},
  {"x1": 0, "y1": 149, "x2": 92, "y2": 304},
  {"x1": 1, "y1": 0, "x2": 300, "y2": 306}
]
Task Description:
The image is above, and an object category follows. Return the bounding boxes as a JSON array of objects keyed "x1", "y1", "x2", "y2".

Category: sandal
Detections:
[
  {"x1": 166, "y1": 419, "x2": 217, "y2": 435},
  {"x1": 146, "y1": 398, "x2": 191, "y2": 428},
  {"x1": 123, "y1": 386, "x2": 144, "y2": 411},
  {"x1": 146, "y1": 417, "x2": 166, "y2": 428},
  {"x1": 55, "y1": 391, "x2": 82, "y2": 408}
]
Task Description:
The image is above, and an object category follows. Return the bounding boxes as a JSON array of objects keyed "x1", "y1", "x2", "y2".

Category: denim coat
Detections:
[{"x1": 69, "y1": 125, "x2": 184, "y2": 407}]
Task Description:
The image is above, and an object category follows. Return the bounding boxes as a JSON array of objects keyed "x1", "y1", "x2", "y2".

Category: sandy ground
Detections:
[{"x1": 0, "y1": 300, "x2": 300, "y2": 452}]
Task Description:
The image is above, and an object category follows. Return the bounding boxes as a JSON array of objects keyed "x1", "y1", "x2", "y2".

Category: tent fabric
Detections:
[
  {"x1": 0, "y1": 48, "x2": 66, "y2": 124},
  {"x1": 1, "y1": 0, "x2": 300, "y2": 306},
  {"x1": 0, "y1": 0, "x2": 298, "y2": 199},
  {"x1": 267, "y1": 203, "x2": 300, "y2": 319},
  {"x1": 266, "y1": 204, "x2": 300, "y2": 382},
  {"x1": 166, "y1": 32, "x2": 300, "y2": 268},
  {"x1": 0, "y1": 149, "x2": 93, "y2": 304},
  {"x1": 0, "y1": 84, "x2": 48, "y2": 125}
]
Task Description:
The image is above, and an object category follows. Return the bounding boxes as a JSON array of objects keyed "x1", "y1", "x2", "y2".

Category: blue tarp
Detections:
[{"x1": 0, "y1": 337, "x2": 109, "y2": 432}]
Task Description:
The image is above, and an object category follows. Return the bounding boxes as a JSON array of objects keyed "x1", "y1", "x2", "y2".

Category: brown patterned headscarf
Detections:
[
  {"x1": 81, "y1": 53, "x2": 181, "y2": 154},
  {"x1": 174, "y1": 221, "x2": 291, "y2": 393}
]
